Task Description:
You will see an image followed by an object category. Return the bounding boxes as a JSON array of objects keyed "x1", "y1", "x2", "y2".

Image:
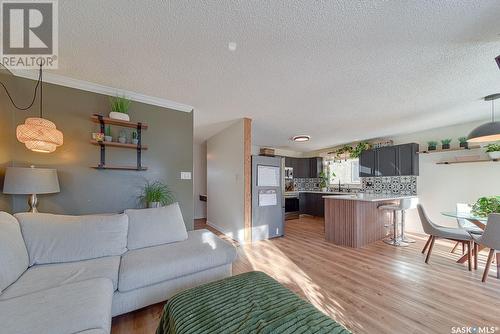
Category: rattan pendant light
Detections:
[{"x1": 1, "y1": 64, "x2": 63, "y2": 153}]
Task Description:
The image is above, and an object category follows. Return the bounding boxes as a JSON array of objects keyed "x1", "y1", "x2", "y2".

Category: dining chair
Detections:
[
  {"x1": 451, "y1": 203, "x2": 483, "y2": 254},
  {"x1": 417, "y1": 204, "x2": 473, "y2": 270},
  {"x1": 471, "y1": 213, "x2": 500, "y2": 282}
]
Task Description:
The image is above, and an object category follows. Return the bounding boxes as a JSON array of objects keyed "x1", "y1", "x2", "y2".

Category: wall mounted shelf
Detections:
[
  {"x1": 418, "y1": 146, "x2": 480, "y2": 154},
  {"x1": 91, "y1": 165, "x2": 148, "y2": 171},
  {"x1": 90, "y1": 140, "x2": 148, "y2": 150},
  {"x1": 90, "y1": 114, "x2": 148, "y2": 171},
  {"x1": 436, "y1": 159, "x2": 498, "y2": 165}
]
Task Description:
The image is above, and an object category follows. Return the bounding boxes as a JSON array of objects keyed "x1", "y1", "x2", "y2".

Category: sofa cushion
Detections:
[
  {"x1": 0, "y1": 277, "x2": 114, "y2": 334},
  {"x1": 118, "y1": 229, "x2": 237, "y2": 292},
  {"x1": 0, "y1": 212, "x2": 29, "y2": 293},
  {"x1": 15, "y1": 212, "x2": 128, "y2": 265},
  {"x1": 0, "y1": 256, "x2": 120, "y2": 300},
  {"x1": 125, "y1": 203, "x2": 188, "y2": 250}
]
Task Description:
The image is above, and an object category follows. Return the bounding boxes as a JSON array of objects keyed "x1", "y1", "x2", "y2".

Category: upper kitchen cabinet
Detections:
[
  {"x1": 285, "y1": 157, "x2": 323, "y2": 178},
  {"x1": 359, "y1": 143, "x2": 419, "y2": 177},
  {"x1": 309, "y1": 157, "x2": 323, "y2": 178}
]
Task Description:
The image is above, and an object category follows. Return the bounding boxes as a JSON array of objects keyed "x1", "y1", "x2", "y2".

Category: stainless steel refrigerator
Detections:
[{"x1": 251, "y1": 155, "x2": 284, "y2": 242}]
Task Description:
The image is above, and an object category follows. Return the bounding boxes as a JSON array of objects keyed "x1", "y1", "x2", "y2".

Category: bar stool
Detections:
[{"x1": 379, "y1": 197, "x2": 419, "y2": 247}]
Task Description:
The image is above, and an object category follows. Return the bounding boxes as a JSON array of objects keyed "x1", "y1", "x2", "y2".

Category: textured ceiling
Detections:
[{"x1": 55, "y1": 0, "x2": 500, "y2": 151}]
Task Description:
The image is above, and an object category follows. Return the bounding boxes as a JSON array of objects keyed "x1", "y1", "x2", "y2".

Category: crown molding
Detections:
[{"x1": 10, "y1": 69, "x2": 194, "y2": 113}]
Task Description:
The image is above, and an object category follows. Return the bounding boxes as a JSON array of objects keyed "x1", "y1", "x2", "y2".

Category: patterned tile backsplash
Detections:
[
  {"x1": 361, "y1": 176, "x2": 417, "y2": 195},
  {"x1": 294, "y1": 178, "x2": 320, "y2": 191}
]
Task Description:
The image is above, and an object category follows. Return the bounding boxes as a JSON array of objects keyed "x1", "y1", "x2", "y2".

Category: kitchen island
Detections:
[{"x1": 323, "y1": 194, "x2": 417, "y2": 248}]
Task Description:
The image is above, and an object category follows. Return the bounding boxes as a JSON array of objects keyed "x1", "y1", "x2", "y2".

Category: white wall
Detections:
[
  {"x1": 207, "y1": 120, "x2": 246, "y2": 242},
  {"x1": 193, "y1": 142, "x2": 207, "y2": 219},
  {"x1": 390, "y1": 121, "x2": 500, "y2": 233}
]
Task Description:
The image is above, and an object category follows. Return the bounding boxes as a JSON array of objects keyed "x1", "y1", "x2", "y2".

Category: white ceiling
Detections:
[{"x1": 54, "y1": 0, "x2": 500, "y2": 151}]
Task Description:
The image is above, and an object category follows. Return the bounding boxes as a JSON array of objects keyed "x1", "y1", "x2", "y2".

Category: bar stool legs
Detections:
[
  {"x1": 384, "y1": 210, "x2": 409, "y2": 247},
  {"x1": 400, "y1": 210, "x2": 415, "y2": 243}
]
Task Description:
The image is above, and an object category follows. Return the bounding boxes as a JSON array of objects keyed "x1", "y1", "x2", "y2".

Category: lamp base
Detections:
[{"x1": 28, "y1": 194, "x2": 38, "y2": 213}]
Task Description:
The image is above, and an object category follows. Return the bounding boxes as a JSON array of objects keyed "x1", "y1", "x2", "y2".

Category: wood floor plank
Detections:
[{"x1": 112, "y1": 217, "x2": 500, "y2": 334}]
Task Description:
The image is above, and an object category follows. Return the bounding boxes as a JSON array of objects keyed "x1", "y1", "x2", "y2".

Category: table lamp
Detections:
[{"x1": 3, "y1": 166, "x2": 60, "y2": 212}]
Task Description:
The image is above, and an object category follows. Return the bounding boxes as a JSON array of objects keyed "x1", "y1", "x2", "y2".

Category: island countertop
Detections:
[{"x1": 323, "y1": 194, "x2": 417, "y2": 202}]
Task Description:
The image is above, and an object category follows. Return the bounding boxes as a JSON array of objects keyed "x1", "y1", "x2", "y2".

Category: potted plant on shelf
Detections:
[
  {"x1": 458, "y1": 137, "x2": 468, "y2": 149},
  {"x1": 131, "y1": 131, "x2": 139, "y2": 145},
  {"x1": 118, "y1": 130, "x2": 127, "y2": 144},
  {"x1": 104, "y1": 125, "x2": 112, "y2": 142},
  {"x1": 485, "y1": 143, "x2": 500, "y2": 160},
  {"x1": 109, "y1": 96, "x2": 131, "y2": 121},
  {"x1": 350, "y1": 141, "x2": 371, "y2": 159},
  {"x1": 139, "y1": 181, "x2": 175, "y2": 208},
  {"x1": 427, "y1": 141, "x2": 438, "y2": 151},
  {"x1": 441, "y1": 138, "x2": 452, "y2": 150},
  {"x1": 471, "y1": 196, "x2": 500, "y2": 217},
  {"x1": 318, "y1": 171, "x2": 335, "y2": 192}
]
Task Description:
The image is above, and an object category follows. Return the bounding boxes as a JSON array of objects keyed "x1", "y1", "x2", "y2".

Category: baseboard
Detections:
[{"x1": 206, "y1": 221, "x2": 245, "y2": 243}]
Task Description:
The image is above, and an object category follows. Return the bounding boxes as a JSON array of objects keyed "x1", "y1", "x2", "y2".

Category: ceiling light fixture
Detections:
[
  {"x1": 467, "y1": 93, "x2": 500, "y2": 143},
  {"x1": 228, "y1": 42, "x2": 237, "y2": 51},
  {"x1": 1, "y1": 64, "x2": 63, "y2": 153},
  {"x1": 292, "y1": 135, "x2": 311, "y2": 142}
]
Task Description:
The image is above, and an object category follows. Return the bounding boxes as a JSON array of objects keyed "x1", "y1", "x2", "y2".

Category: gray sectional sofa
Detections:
[{"x1": 0, "y1": 203, "x2": 237, "y2": 334}]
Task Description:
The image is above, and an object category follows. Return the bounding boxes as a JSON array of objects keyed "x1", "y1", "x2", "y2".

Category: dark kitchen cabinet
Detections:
[
  {"x1": 359, "y1": 143, "x2": 419, "y2": 177},
  {"x1": 309, "y1": 157, "x2": 323, "y2": 178},
  {"x1": 285, "y1": 157, "x2": 323, "y2": 178},
  {"x1": 299, "y1": 192, "x2": 324, "y2": 217}
]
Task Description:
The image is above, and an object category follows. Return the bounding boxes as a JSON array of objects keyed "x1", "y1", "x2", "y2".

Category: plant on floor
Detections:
[
  {"x1": 139, "y1": 181, "x2": 175, "y2": 208},
  {"x1": 441, "y1": 138, "x2": 452, "y2": 150},
  {"x1": 471, "y1": 196, "x2": 500, "y2": 217},
  {"x1": 110, "y1": 96, "x2": 131, "y2": 114},
  {"x1": 427, "y1": 141, "x2": 438, "y2": 151},
  {"x1": 350, "y1": 141, "x2": 371, "y2": 159},
  {"x1": 458, "y1": 136, "x2": 468, "y2": 148}
]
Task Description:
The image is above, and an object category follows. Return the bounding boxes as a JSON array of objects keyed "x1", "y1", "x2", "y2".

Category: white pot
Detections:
[
  {"x1": 104, "y1": 136, "x2": 113, "y2": 142},
  {"x1": 132, "y1": 139, "x2": 139, "y2": 145},
  {"x1": 488, "y1": 151, "x2": 500, "y2": 160},
  {"x1": 118, "y1": 137, "x2": 126, "y2": 144},
  {"x1": 148, "y1": 202, "x2": 162, "y2": 208},
  {"x1": 109, "y1": 112, "x2": 130, "y2": 121},
  {"x1": 321, "y1": 187, "x2": 327, "y2": 192}
]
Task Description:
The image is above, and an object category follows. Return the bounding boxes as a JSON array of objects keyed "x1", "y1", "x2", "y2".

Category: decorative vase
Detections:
[
  {"x1": 104, "y1": 136, "x2": 112, "y2": 142},
  {"x1": 109, "y1": 112, "x2": 130, "y2": 121},
  {"x1": 487, "y1": 151, "x2": 500, "y2": 160},
  {"x1": 148, "y1": 202, "x2": 162, "y2": 208},
  {"x1": 118, "y1": 137, "x2": 126, "y2": 144}
]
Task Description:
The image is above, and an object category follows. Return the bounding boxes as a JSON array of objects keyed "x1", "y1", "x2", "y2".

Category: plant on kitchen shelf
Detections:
[
  {"x1": 132, "y1": 131, "x2": 139, "y2": 145},
  {"x1": 350, "y1": 142, "x2": 371, "y2": 159},
  {"x1": 458, "y1": 137, "x2": 468, "y2": 149},
  {"x1": 427, "y1": 141, "x2": 438, "y2": 151},
  {"x1": 472, "y1": 196, "x2": 500, "y2": 217},
  {"x1": 104, "y1": 125, "x2": 112, "y2": 142},
  {"x1": 440, "y1": 138, "x2": 452, "y2": 150},
  {"x1": 118, "y1": 130, "x2": 127, "y2": 144},
  {"x1": 139, "y1": 181, "x2": 175, "y2": 208},
  {"x1": 109, "y1": 96, "x2": 131, "y2": 121},
  {"x1": 335, "y1": 145, "x2": 353, "y2": 161},
  {"x1": 319, "y1": 171, "x2": 335, "y2": 191},
  {"x1": 485, "y1": 143, "x2": 500, "y2": 160}
]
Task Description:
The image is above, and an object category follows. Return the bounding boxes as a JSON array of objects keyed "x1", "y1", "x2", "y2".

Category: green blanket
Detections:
[{"x1": 156, "y1": 271, "x2": 350, "y2": 334}]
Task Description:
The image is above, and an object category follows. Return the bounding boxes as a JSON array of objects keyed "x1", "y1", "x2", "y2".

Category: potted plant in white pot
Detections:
[
  {"x1": 318, "y1": 171, "x2": 335, "y2": 192},
  {"x1": 131, "y1": 131, "x2": 139, "y2": 145},
  {"x1": 109, "y1": 96, "x2": 131, "y2": 121},
  {"x1": 118, "y1": 130, "x2": 127, "y2": 144},
  {"x1": 485, "y1": 143, "x2": 500, "y2": 160},
  {"x1": 104, "y1": 125, "x2": 112, "y2": 142},
  {"x1": 139, "y1": 181, "x2": 175, "y2": 208}
]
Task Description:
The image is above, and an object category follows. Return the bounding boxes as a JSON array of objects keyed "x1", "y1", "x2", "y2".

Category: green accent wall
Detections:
[{"x1": 0, "y1": 71, "x2": 194, "y2": 230}]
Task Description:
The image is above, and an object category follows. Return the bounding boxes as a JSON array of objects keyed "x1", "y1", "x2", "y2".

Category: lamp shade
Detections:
[
  {"x1": 466, "y1": 121, "x2": 500, "y2": 143},
  {"x1": 3, "y1": 167, "x2": 60, "y2": 195},
  {"x1": 16, "y1": 118, "x2": 63, "y2": 153}
]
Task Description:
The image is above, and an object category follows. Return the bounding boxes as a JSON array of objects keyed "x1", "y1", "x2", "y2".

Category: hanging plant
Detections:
[
  {"x1": 335, "y1": 145, "x2": 353, "y2": 161},
  {"x1": 350, "y1": 142, "x2": 371, "y2": 159}
]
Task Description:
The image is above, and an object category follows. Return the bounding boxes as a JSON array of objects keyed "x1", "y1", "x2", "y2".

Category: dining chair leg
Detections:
[
  {"x1": 467, "y1": 241, "x2": 472, "y2": 271},
  {"x1": 474, "y1": 242, "x2": 478, "y2": 270},
  {"x1": 450, "y1": 241, "x2": 459, "y2": 254},
  {"x1": 425, "y1": 236, "x2": 435, "y2": 264},
  {"x1": 482, "y1": 249, "x2": 495, "y2": 282},
  {"x1": 422, "y1": 235, "x2": 432, "y2": 254},
  {"x1": 461, "y1": 242, "x2": 465, "y2": 255},
  {"x1": 496, "y1": 252, "x2": 500, "y2": 279}
]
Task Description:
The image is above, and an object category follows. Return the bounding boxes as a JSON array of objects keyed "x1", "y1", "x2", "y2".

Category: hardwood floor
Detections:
[{"x1": 112, "y1": 217, "x2": 500, "y2": 334}]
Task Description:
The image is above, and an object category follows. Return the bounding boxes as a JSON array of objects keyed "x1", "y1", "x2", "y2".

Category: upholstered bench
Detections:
[{"x1": 156, "y1": 271, "x2": 350, "y2": 334}]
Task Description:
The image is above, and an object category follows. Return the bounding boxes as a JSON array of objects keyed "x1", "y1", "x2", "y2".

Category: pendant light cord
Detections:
[
  {"x1": 0, "y1": 64, "x2": 43, "y2": 112},
  {"x1": 492, "y1": 100, "x2": 495, "y2": 122}
]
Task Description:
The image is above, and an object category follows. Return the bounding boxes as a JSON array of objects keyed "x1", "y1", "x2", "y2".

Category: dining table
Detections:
[{"x1": 441, "y1": 211, "x2": 488, "y2": 264}]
